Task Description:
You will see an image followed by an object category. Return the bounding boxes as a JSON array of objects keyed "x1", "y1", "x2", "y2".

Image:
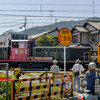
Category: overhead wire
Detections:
[
  {"x1": 0, "y1": 3, "x2": 99, "y2": 33},
  {"x1": 0, "y1": 14, "x2": 89, "y2": 18},
  {"x1": 0, "y1": 9, "x2": 100, "y2": 13},
  {"x1": 0, "y1": 3, "x2": 99, "y2": 6},
  {"x1": 0, "y1": 23, "x2": 24, "y2": 27}
]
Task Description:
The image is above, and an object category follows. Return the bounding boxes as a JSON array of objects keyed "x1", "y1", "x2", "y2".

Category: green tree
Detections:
[{"x1": 35, "y1": 35, "x2": 59, "y2": 46}]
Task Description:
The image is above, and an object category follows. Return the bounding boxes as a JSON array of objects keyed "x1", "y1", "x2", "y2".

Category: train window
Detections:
[
  {"x1": 12, "y1": 42, "x2": 19, "y2": 48},
  {"x1": 54, "y1": 49, "x2": 56, "y2": 52},
  {"x1": 19, "y1": 42, "x2": 27, "y2": 48},
  {"x1": 37, "y1": 49, "x2": 42, "y2": 52},
  {"x1": 45, "y1": 49, "x2": 48, "y2": 52},
  {"x1": 50, "y1": 49, "x2": 53, "y2": 52},
  {"x1": 57, "y1": 49, "x2": 60, "y2": 52},
  {"x1": 28, "y1": 42, "x2": 30, "y2": 48}
]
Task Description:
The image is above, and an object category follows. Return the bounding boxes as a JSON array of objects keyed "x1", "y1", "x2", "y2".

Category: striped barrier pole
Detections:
[
  {"x1": 11, "y1": 80, "x2": 15, "y2": 100},
  {"x1": 49, "y1": 77, "x2": 51, "y2": 100},
  {"x1": 61, "y1": 76, "x2": 64, "y2": 98},
  {"x1": 30, "y1": 80, "x2": 32, "y2": 97}
]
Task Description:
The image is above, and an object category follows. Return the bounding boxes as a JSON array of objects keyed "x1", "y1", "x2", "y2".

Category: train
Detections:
[{"x1": 0, "y1": 33, "x2": 91, "y2": 70}]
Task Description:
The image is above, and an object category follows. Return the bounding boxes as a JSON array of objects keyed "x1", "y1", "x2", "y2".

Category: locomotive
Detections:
[{"x1": 0, "y1": 33, "x2": 91, "y2": 70}]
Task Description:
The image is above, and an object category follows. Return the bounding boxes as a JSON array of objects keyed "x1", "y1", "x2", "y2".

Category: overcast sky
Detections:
[{"x1": 0, "y1": 0, "x2": 100, "y2": 34}]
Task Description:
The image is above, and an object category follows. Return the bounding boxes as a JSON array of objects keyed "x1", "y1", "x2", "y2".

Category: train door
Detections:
[{"x1": 84, "y1": 52, "x2": 90, "y2": 61}]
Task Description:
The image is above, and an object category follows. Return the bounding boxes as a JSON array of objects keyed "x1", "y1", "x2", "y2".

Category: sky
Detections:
[{"x1": 0, "y1": 0, "x2": 100, "y2": 34}]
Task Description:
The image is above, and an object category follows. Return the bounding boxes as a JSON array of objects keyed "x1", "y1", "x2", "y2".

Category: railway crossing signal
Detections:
[
  {"x1": 58, "y1": 28, "x2": 72, "y2": 46},
  {"x1": 58, "y1": 28, "x2": 72, "y2": 75}
]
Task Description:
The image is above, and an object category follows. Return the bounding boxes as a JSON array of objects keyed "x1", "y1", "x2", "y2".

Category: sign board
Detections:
[
  {"x1": 65, "y1": 77, "x2": 72, "y2": 92},
  {"x1": 58, "y1": 28, "x2": 72, "y2": 46},
  {"x1": 0, "y1": 77, "x2": 10, "y2": 82}
]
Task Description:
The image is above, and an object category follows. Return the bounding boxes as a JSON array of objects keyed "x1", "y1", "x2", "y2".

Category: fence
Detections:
[
  {"x1": 0, "y1": 63, "x2": 9, "y2": 99},
  {"x1": 11, "y1": 74, "x2": 73, "y2": 100}
]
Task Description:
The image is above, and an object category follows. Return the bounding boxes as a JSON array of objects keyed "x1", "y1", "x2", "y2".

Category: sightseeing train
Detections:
[{"x1": 0, "y1": 37, "x2": 91, "y2": 70}]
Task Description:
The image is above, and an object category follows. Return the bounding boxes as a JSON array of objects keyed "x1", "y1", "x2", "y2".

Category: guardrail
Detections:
[{"x1": 11, "y1": 74, "x2": 73, "y2": 100}]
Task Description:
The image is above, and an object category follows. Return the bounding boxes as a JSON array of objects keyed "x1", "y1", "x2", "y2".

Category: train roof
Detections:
[
  {"x1": 11, "y1": 40, "x2": 33, "y2": 42},
  {"x1": 33, "y1": 46, "x2": 91, "y2": 49}
]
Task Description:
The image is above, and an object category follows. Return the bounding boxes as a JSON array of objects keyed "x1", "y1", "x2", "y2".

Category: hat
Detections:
[
  {"x1": 88, "y1": 62, "x2": 96, "y2": 70},
  {"x1": 53, "y1": 60, "x2": 58, "y2": 64},
  {"x1": 75, "y1": 59, "x2": 81, "y2": 64}
]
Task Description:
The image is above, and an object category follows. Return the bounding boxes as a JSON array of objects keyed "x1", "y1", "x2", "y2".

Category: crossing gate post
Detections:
[
  {"x1": 70, "y1": 75, "x2": 73, "y2": 96},
  {"x1": 49, "y1": 77, "x2": 51, "y2": 100},
  {"x1": 6, "y1": 63, "x2": 9, "y2": 100},
  {"x1": 30, "y1": 80, "x2": 32, "y2": 96},
  {"x1": 61, "y1": 76, "x2": 64, "y2": 98},
  {"x1": 11, "y1": 80, "x2": 15, "y2": 100}
]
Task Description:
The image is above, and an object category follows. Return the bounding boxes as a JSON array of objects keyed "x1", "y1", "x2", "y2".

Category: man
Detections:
[
  {"x1": 50, "y1": 60, "x2": 60, "y2": 84},
  {"x1": 50, "y1": 60, "x2": 59, "y2": 73},
  {"x1": 72, "y1": 59, "x2": 84, "y2": 92},
  {"x1": 85, "y1": 62, "x2": 100, "y2": 95}
]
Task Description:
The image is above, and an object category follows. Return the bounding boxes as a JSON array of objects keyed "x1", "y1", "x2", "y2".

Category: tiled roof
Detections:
[
  {"x1": 75, "y1": 26, "x2": 88, "y2": 32},
  {"x1": 28, "y1": 28, "x2": 59, "y2": 39},
  {"x1": 87, "y1": 22, "x2": 100, "y2": 30}
]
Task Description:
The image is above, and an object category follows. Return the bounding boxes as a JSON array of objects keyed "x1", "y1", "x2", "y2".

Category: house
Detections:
[
  {"x1": 83, "y1": 21, "x2": 100, "y2": 50},
  {"x1": 71, "y1": 26, "x2": 89, "y2": 45},
  {"x1": 71, "y1": 21, "x2": 100, "y2": 50}
]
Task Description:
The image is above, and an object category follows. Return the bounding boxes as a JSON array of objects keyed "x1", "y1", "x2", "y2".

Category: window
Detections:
[
  {"x1": 12, "y1": 42, "x2": 27, "y2": 48},
  {"x1": 92, "y1": 34, "x2": 97, "y2": 42},
  {"x1": 89, "y1": 36, "x2": 92, "y2": 42},
  {"x1": 19, "y1": 42, "x2": 27, "y2": 48},
  {"x1": 12, "y1": 42, "x2": 19, "y2": 48},
  {"x1": 73, "y1": 35, "x2": 78, "y2": 43},
  {"x1": 28, "y1": 42, "x2": 30, "y2": 48},
  {"x1": 37, "y1": 49, "x2": 42, "y2": 52}
]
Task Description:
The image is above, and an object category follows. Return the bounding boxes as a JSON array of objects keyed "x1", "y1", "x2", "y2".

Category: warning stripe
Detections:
[
  {"x1": 13, "y1": 74, "x2": 73, "y2": 100},
  {"x1": 15, "y1": 91, "x2": 62, "y2": 100},
  {"x1": 51, "y1": 91, "x2": 61, "y2": 96},
  {"x1": 14, "y1": 75, "x2": 72, "y2": 83},
  {"x1": 15, "y1": 93, "x2": 50, "y2": 100},
  {"x1": 14, "y1": 76, "x2": 54, "y2": 82},
  {"x1": 15, "y1": 83, "x2": 63, "y2": 93}
]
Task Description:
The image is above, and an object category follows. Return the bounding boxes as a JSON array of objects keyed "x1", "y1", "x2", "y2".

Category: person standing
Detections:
[
  {"x1": 50, "y1": 60, "x2": 60, "y2": 84},
  {"x1": 72, "y1": 59, "x2": 84, "y2": 92},
  {"x1": 85, "y1": 62, "x2": 100, "y2": 95},
  {"x1": 50, "y1": 60, "x2": 59, "y2": 73}
]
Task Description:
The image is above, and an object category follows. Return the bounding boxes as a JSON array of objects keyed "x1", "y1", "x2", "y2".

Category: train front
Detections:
[{"x1": 10, "y1": 40, "x2": 34, "y2": 61}]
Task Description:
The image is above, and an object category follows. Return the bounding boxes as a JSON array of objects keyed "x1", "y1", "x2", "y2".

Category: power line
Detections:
[
  {"x1": 0, "y1": 9, "x2": 100, "y2": 13},
  {"x1": 0, "y1": 23, "x2": 24, "y2": 27},
  {"x1": 0, "y1": 14, "x2": 90, "y2": 19},
  {"x1": 0, "y1": 3, "x2": 99, "y2": 6}
]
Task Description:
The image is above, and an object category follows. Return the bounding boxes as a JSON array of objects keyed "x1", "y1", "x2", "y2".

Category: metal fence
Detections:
[
  {"x1": 0, "y1": 63, "x2": 9, "y2": 100},
  {"x1": 11, "y1": 74, "x2": 73, "y2": 100}
]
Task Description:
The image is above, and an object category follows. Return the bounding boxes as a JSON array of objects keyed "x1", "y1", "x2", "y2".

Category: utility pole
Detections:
[
  {"x1": 24, "y1": 16, "x2": 27, "y2": 39},
  {"x1": 93, "y1": 0, "x2": 95, "y2": 20},
  {"x1": 24, "y1": 16, "x2": 27, "y2": 33},
  {"x1": 40, "y1": 4, "x2": 42, "y2": 16},
  {"x1": 50, "y1": 10, "x2": 53, "y2": 29},
  {"x1": 55, "y1": 19, "x2": 57, "y2": 28}
]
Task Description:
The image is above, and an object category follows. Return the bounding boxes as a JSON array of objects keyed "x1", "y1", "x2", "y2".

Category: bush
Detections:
[{"x1": 0, "y1": 81, "x2": 11, "y2": 100}]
